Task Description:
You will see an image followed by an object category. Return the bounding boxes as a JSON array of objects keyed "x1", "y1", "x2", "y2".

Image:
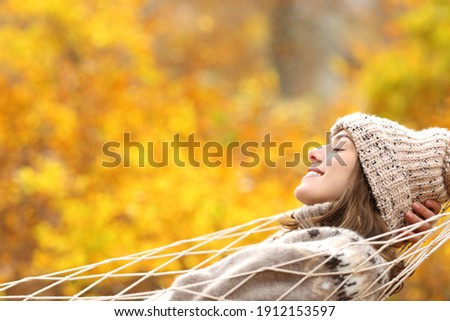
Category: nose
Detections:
[{"x1": 308, "y1": 145, "x2": 325, "y2": 164}]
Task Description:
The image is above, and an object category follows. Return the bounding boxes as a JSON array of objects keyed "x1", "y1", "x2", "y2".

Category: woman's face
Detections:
[{"x1": 294, "y1": 130, "x2": 358, "y2": 205}]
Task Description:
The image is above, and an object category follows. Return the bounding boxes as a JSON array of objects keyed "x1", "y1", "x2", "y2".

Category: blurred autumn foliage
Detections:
[{"x1": 0, "y1": 0, "x2": 449, "y2": 300}]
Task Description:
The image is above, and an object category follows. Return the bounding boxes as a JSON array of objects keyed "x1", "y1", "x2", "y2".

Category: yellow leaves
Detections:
[
  {"x1": 238, "y1": 71, "x2": 278, "y2": 100},
  {"x1": 393, "y1": 241, "x2": 450, "y2": 300},
  {"x1": 7, "y1": 0, "x2": 67, "y2": 16},
  {"x1": 14, "y1": 157, "x2": 68, "y2": 198},
  {"x1": 242, "y1": 13, "x2": 268, "y2": 47},
  {"x1": 197, "y1": 15, "x2": 216, "y2": 33},
  {"x1": 2, "y1": 0, "x2": 449, "y2": 300},
  {"x1": 346, "y1": 0, "x2": 450, "y2": 128},
  {"x1": 86, "y1": 2, "x2": 143, "y2": 51},
  {"x1": 166, "y1": 102, "x2": 198, "y2": 135}
]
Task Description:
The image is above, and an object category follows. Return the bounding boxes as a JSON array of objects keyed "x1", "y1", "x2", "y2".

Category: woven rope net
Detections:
[{"x1": 1, "y1": 210, "x2": 449, "y2": 301}]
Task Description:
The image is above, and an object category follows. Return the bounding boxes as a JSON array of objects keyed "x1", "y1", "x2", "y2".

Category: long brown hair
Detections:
[{"x1": 280, "y1": 158, "x2": 404, "y2": 284}]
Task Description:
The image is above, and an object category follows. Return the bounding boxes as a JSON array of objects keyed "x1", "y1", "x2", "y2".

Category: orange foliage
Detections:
[{"x1": 1, "y1": 0, "x2": 449, "y2": 300}]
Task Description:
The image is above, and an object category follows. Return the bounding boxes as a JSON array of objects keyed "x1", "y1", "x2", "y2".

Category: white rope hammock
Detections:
[{"x1": 1, "y1": 210, "x2": 449, "y2": 301}]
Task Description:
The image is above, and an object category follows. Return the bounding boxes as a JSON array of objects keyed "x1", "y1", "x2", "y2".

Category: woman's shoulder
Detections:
[
  {"x1": 273, "y1": 226, "x2": 386, "y2": 271},
  {"x1": 275, "y1": 226, "x2": 366, "y2": 245},
  {"x1": 152, "y1": 226, "x2": 389, "y2": 300}
]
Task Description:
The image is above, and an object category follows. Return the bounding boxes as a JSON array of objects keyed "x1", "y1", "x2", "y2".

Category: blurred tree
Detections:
[
  {"x1": 0, "y1": 0, "x2": 310, "y2": 296},
  {"x1": 1, "y1": 0, "x2": 448, "y2": 301},
  {"x1": 269, "y1": 0, "x2": 380, "y2": 99},
  {"x1": 346, "y1": 0, "x2": 450, "y2": 128}
]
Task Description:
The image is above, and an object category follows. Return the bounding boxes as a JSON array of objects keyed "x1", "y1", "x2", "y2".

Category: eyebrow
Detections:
[
  {"x1": 331, "y1": 133, "x2": 354, "y2": 145},
  {"x1": 333, "y1": 133, "x2": 353, "y2": 141}
]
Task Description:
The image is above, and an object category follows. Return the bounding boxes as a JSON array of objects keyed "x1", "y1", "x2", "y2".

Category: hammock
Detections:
[{"x1": 1, "y1": 210, "x2": 449, "y2": 301}]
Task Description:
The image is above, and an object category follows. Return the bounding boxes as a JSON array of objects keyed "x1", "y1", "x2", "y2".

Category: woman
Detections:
[{"x1": 150, "y1": 112, "x2": 449, "y2": 300}]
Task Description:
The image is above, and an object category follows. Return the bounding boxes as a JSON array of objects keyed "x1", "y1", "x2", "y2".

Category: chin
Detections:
[
  {"x1": 299, "y1": 199, "x2": 315, "y2": 206},
  {"x1": 294, "y1": 186, "x2": 326, "y2": 205},
  {"x1": 294, "y1": 186, "x2": 312, "y2": 204}
]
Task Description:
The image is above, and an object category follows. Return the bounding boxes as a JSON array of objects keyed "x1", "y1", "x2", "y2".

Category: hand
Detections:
[{"x1": 399, "y1": 200, "x2": 441, "y2": 246}]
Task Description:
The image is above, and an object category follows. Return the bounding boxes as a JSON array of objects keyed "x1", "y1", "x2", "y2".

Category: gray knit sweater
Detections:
[{"x1": 149, "y1": 226, "x2": 389, "y2": 301}]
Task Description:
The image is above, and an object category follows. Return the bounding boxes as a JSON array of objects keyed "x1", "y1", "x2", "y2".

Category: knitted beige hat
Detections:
[{"x1": 330, "y1": 112, "x2": 450, "y2": 231}]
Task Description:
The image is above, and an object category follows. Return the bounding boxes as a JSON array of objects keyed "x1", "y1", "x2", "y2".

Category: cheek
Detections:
[
  {"x1": 330, "y1": 170, "x2": 352, "y2": 194},
  {"x1": 336, "y1": 163, "x2": 355, "y2": 180},
  {"x1": 331, "y1": 151, "x2": 357, "y2": 175},
  {"x1": 326, "y1": 157, "x2": 357, "y2": 196}
]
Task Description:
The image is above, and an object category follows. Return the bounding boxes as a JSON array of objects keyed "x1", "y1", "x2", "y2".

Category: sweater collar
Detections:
[{"x1": 292, "y1": 202, "x2": 332, "y2": 223}]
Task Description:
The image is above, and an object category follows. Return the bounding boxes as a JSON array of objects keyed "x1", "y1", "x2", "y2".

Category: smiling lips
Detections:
[{"x1": 304, "y1": 167, "x2": 324, "y2": 178}]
